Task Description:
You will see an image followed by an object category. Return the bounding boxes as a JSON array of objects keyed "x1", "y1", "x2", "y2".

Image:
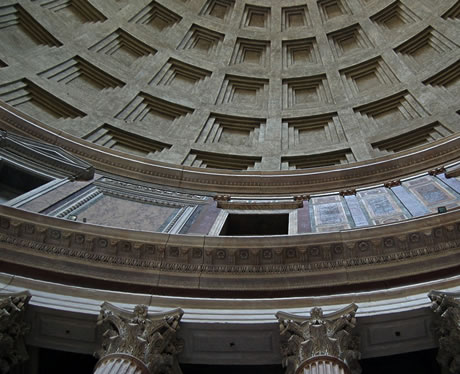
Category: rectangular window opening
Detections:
[
  {"x1": 219, "y1": 213, "x2": 289, "y2": 236},
  {"x1": 0, "y1": 162, "x2": 50, "y2": 203}
]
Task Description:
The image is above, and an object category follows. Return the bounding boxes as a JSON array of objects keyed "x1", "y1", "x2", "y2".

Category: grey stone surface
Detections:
[{"x1": 0, "y1": 0, "x2": 458, "y2": 171}]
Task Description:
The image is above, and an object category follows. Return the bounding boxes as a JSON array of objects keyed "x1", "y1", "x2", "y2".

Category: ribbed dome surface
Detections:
[{"x1": 0, "y1": 0, "x2": 458, "y2": 171}]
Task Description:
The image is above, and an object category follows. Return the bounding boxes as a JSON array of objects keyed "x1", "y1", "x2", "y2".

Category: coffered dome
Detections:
[
  {"x1": 0, "y1": 1, "x2": 460, "y2": 372},
  {"x1": 0, "y1": 0, "x2": 458, "y2": 171}
]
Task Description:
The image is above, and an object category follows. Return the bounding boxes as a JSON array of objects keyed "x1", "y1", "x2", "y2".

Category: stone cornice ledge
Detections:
[
  {"x1": 2, "y1": 272, "x2": 460, "y2": 321},
  {"x1": 1, "y1": 206, "x2": 460, "y2": 297},
  {"x1": 0, "y1": 103, "x2": 459, "y2": 194}
]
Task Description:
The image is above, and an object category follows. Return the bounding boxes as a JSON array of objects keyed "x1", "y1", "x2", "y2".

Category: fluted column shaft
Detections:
[
  {"x1": 94, "y1": 354, "x2": 150, "y2": 374},
  {"x1": 296, "y1": 356, "x2": 351, "y2": 374}
]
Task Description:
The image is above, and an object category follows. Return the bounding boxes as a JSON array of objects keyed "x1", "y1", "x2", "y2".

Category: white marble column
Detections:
[
  {"x1": 295, "y1": 356, "x2": 350, "y2": 374},
  {"x1": 94, "y1": 353, "x2": 150, "y2": 374}
]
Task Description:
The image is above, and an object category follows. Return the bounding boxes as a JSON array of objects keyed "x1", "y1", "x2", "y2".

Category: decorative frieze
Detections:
[{"x1": 1, "y1": 206, "x2": 460, "y2": 276}]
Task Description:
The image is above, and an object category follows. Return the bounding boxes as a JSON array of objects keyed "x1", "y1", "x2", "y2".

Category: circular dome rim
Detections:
[{"x1": 2, "y1": 103, "x2": 460, "y2": 196}]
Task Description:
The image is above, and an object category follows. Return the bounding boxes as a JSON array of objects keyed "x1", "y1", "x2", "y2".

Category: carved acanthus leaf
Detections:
[
  {"x1": 429, "y1": 291, "x2": 460, "y2": 374},
  {"x1": 276, "y1": 304, "x2": 360, "y2": 374},
  {"x1": 96, "y1": 303, "x2": 184, "y2": 374},
  {"x1": 0, "y1": 291, "x2": 31, "y2": 374}
]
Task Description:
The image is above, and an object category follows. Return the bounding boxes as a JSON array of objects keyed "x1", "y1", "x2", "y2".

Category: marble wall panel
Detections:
[
  {"x1": 311, "y1": 195, "x2": 351, "y2": 232},
  {"x1": 437, "y1": 173, "x2": 460, "y2": 195},
  {"x1": 297, "y1": 202, "x2": 312, "y2": 233},
  {"x1": 184, "y1": 199, "x2": 219, "y2": 235},
  {"x1": 344, "y1": 195, "x2": 369, "y2": 227},
  {"x1": 403, "y1": 176, "x2": 460, "y2": 213},
  {"x1": 357, "y1": 188, "x2": 409, "y2": 225},
  {"x1": 391, "y1": 185, "x2": 430, "y2": 217},
  {"x1": 73, "y1": 194, "x2": 179, "y2": 232}
]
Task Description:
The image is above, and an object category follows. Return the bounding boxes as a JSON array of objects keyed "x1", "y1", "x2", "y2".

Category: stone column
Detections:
[
  {"x1": 94, "y1": 303, "x2": 184, "y2": 374},
  {"x1": 0, "y1": 291, "x2": 31, "y2": 374},
  {"x1": 429, "y1": 291, "x2": 460, "y2": 374},
  {"x1": 276, "y1": 304, "x2": 360, "y2": 374}
]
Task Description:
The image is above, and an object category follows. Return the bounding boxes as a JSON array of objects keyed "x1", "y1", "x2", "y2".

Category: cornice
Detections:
[
  {"x1": 0, "y1": 128, "x2": 94, "y2": 180},
  {"x1": 1, "y1": 205, "x2": 460, "y2": 297},
  {"x1": 0, "y1": 103, "x2": 459, "y2": 195}
]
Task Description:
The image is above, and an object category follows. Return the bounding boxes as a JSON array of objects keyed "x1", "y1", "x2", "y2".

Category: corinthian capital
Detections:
[
  {"x1": 0, "y1": 291, "x2": 31, "y2": 373},
  {"x1": 276, "y1": 304, "x2": 360, "y2": 374},
  {"x1": 96, "y1": 303, "x2": 184, "y2": 374},
  {"x1": 429, "y1": 291, "x2": 460, "y2": 374}
]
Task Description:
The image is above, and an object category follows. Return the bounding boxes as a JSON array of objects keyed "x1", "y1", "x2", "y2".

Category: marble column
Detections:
[
  {"x1": 94, "y1": 303, "x2": 184, "y2": 374},
  {"x1": 276, "y1": 304, "x2": 360, "y2": 374},
  {"x1": 0, "y1": 291, "x2": 31, "y2": 374},
  {"x1": 429, "y1": 291, "x2": 460, "y2": 374}
]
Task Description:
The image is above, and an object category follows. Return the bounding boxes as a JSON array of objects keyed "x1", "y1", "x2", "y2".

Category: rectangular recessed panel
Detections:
[{"x1": 84, "y1": 124, "x2": 171, "y2": 156}]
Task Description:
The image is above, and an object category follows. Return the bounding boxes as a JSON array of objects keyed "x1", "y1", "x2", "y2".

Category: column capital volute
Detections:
[
  {"x1": 429, "y1": 290, "x2": 460, "y2": 307},
  {"x1": 428, "y1": 290, "x2": 460, "y2": 374},
  {"x1": 95, "y1": 302, "x2": 184, "y2": 374},
  {"x1": 276, "y1": 304, "x2": 360, "y2": 374},
  {"x1": 0, "y1": 290, "x2": 32, "y2": 373}
]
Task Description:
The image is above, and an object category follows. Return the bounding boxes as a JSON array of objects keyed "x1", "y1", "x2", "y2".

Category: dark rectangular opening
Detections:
[
  {"x1": 219, "y1": 213, "x2": 289, "y2": 236},
  {"x1": 0, "y1": 162, "x2": 50, "y2": 203}
]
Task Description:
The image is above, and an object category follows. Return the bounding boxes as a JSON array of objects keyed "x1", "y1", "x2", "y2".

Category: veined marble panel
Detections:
[
  {"x1": 403, "y1": 176, "x2": 460, "y2": 213},
  {"x1": 357, "y1": 187, "x2": 409, "y2": 225},
  {"x1": 311, "y1": 195, "x2": 351, "y2": 232}
]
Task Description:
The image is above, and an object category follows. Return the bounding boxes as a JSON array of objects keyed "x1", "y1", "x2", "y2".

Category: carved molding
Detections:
[
  {"x1": 384, "y1": 180, "x2": 401, "y2": 188},
  {"x1": 215, "y1": 196, "x2": 304, "y2": 210},
  {"x1": 428, "y1": 167, "x2": 446, "y2": 176},
  {"x1": 446, "y1": 165, "x2": 460, "y2": 178},
  {"x1": 1, "y1": 206, "x2": 460, "y2": 273},
  {"x1": 276, "y1": 304, "x2": 360, "y2": 374},
  {"x1": 0, "y1": 129, "x2": 94, "y2": 180},
  {"x1": 0, "y1": 291, "x2": 31, "y2": 373},
  {"x1": 339, "y1": 189, "x2": 356, "y2": 197},
  {"x1": 1, "y1": 205, "x2": 460, "y2": 296},
  {"x1": 1, "y1": 103, "x2": 459, "y2": 194},
  {"x1": 2, "y1": 228, "x2": 460, "y2": 274},
  {"x1": 429, "y1": 291, "x2": 460, "y2": 374},
  {"x1": 95, "y1": 177, "x2": 208, "y2": 205},
  {"x1": 96, "y1": 303, "x2": 184, "y2": 374}
]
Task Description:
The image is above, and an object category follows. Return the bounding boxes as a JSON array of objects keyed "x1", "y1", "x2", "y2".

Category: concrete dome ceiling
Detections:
[{"x1": 0, "y1": 0, "x2": 459, "y2": 171}]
